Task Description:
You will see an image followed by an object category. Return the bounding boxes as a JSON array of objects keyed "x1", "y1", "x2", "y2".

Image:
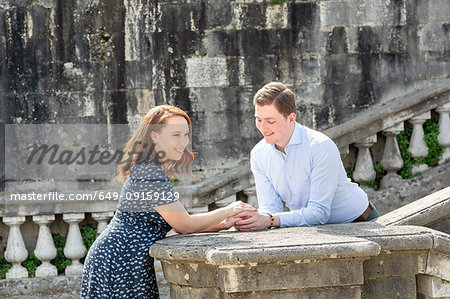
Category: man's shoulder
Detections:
[{"x1": 302, "y1": 125, "x2": 334, "y2": 147}]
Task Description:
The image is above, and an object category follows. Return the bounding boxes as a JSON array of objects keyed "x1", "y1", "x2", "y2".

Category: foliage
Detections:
[
  {"x1": 270, "y1": 0, "x2": 286, "y2": 4},
  {"x1": 80, "y1": 224, "x2": 100, "y2": 263},
  {"x1": 345, "y1": 165, "x2": 354, "y2": 181},
  {"x1": 52, "y1": 233, "x2": 71, "y2": 272},
  {"x1": 0, "y1": 255, "x2": 12, "y2": 279},
  {"x1": 22, "y1": 252, "x2": 41, "y2": 277},
  {"x1": 397, "y1": 118, "x2": 444, "y2": 179}
]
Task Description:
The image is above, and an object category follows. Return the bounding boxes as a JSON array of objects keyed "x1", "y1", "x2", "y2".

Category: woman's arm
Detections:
[{"x1": 154, "y1": 201, "x2": 255, "y2": 234}]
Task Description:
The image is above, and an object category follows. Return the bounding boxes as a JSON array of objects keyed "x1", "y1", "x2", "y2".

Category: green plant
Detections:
[
  {"x1": 52, "y1": 233, "x2": 71, "y2": 272},
  {"x1": 22, "y1": 252, "x2": 41, "y2": 277},
  {"x1": 397, "y1": 118, "x2": 443, "y2": 179},
  {"x1": 81, "y1": 224, "x2": 99, "y2": 263},
  {"x1": 270, "y1": 0, "x2": 286, "y2": 4},
  {"x1": 0, "y1": 255, "x2": 12, "y2": 279},
  {"x1": 345, "y1": 165, "x2": 354, "y2": 180}
]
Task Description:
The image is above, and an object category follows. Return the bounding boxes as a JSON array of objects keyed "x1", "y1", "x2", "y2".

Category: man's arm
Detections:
[{"x1": 234, "y1": 153, "x2": 283, "y2": 231}]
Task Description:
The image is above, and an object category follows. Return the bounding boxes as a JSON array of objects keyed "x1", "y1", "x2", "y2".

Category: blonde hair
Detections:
[{"x1": 117, "y1": 105, "x2": 194, "y2": 182}]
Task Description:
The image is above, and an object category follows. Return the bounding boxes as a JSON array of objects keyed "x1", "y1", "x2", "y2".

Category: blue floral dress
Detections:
[{"x1": 81, "y1": 162, "x2": 177, "y2": 298}]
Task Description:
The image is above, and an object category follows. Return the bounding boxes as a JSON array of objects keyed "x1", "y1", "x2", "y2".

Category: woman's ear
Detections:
[{"x1": 150, "y1": 131, "x2": 159, "y2": 144}]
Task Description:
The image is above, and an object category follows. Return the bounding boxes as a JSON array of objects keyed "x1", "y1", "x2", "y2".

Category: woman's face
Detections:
[{"x1": 152, "y1": 115, "x2": 190, "y2": 161}]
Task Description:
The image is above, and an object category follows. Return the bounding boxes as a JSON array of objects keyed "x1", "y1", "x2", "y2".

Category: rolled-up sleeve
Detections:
[
  {"x1": 251, "y1": 153, "x2": 283, "y2": 214},
  {"x1": 276, "y1": 140, "x2": 340, "y2": 227}
]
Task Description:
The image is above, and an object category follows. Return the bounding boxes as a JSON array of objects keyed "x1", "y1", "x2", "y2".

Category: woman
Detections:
[{"x1": 81, "y1": 105, "x2": 254, "y2": 298}]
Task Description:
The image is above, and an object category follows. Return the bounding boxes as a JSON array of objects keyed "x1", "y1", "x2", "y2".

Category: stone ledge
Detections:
[
  {"x1": 375, "y1": 186, "x2": 450, "y2": 227},
  {"x1": 150, "y1": 223, "x2": 450, "y2": 297},
  {"x1": 150, "y1": 225, "x2": 382, "y2": 264},
  {"x1": 0, "y1": 276, "x2": 81, "y2": 298}
]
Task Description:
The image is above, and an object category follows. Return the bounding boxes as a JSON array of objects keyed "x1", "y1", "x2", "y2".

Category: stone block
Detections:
[
  {"x1": 186, "y1": 57, "x2": 228, "y2": 88},
  {"x1": 419, "y1": 24, "x2": 447, "y2": 52},
  {"x1": 170, "y1": 283, "x2": 221, "y2": 299},
  {"x1": 428, "y1": 0, "x2": 450, "y2": 23},
  {"x1": 385, "y1": 0, "x2": 407, "y2": 26},
  {"x1": 230, "y1": 3, "x2": 265, "y2": 30},
  {"x1": 223, "y1": 286, "x2": 361, "y2": 299},
  {"x1": 417, "y1": 274, "x2": 450, "y2": 298},
  {"x1": 265, "y1": 2, "x2": 288, "y2": 29},
  {"x1": 124, "y1": 61, "x2": 153, "y2": 89},
  {"x1": 426, "y1": 250, "x2": 450, "y2": 281},
  {"x1": 362, "y1": 275, "x2": 417, "y2": 299},
  {"x1": 126, "y1": 88, "x2": 155, "y2": 115},
  {"x1": 319, "y1": 1, "x2": 365, "y2": 29},
  {"x1": 217, "y1": 258, "x2": 366, "y2": 293},
  {"x1": 416, "y1": 0, "x2": 430, "y2": 24},
  {"x1": 363, "y1": 250, "x2": 427, "y2": 279},
  {"x1": 205, "y1": 1, "x2": 233, "y2": 29},
  {"x1": 161, "y1": 261, "x2": 218, "y2": 287}
]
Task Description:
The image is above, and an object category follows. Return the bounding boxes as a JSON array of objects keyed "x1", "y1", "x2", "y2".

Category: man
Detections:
[{"x1": 234, "y1": 82, "x2": 379, "y2": 231}]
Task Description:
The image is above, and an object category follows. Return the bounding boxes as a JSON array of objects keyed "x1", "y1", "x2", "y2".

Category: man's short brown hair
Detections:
[{"x1": 253, "y1": 82, "x2": 296, "y2": 118}]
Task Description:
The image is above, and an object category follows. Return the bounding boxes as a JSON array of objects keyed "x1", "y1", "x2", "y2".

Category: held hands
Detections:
[
  {"x1": 224, "y1": 201, "x2": 257, "y2": 217},
  {"x1": 233, "y1": 211, "x2": 272, "y2": 231}
]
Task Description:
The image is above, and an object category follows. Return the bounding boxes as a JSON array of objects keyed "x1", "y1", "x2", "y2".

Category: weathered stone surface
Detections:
[
  {"x1": 150, "y1": 223, "x2": 450, "y2": 297},
  {"x1": 0, "y1": 276, "x2": 81, "y2": 298},
  {"x1": 417, "y1": 274, "x2": 450, "y2": 298},
  {"x1": 375, "y1": 186, "x2": 450, "y2": 228},
  {"x1": 361, "y1": 275, "x2": 417, "y2": 299},
  {"x1": 2, "y1": 0, "x2": 448, "y2": 188},
  {"x1": 366, "y1": 162, "x2": 450, "y2": 216}
]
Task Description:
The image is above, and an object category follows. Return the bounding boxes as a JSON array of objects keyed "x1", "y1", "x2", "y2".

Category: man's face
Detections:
[{"x1": 255, "y1": 104, "x2": 294, "y2": 147}]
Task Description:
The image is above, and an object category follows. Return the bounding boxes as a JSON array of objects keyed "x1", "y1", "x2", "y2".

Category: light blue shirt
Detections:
[{"x1": 251, "y1": 122, "x2": 369, "y2": 227}]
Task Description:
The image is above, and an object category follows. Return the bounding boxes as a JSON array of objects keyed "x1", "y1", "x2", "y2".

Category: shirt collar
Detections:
[{"x1": 270, "y1": 122, "x2": 303, "y2": 151}]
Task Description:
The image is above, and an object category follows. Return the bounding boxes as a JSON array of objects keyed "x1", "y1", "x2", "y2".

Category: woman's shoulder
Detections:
[{"x1": 130, "y1": 161, "x2": 168, "y2": 180}]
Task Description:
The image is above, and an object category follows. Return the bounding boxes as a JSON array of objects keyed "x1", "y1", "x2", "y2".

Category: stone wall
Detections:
[{"x1": 1, "y1": 0, "x2": 448, "y2": 182}]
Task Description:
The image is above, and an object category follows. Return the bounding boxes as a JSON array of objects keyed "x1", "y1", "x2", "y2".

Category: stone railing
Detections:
[
  {"x1": 149, "y1": 223, "x2": 450, "y2": 298},
  {"x1": 0, "y1": 195, "x2": 117, "y2": 280},
  {"x1": 375, "y1": 186, "x2": 450, "y2": 232},
  {"x1": 150, "y1": 187, "x2": 450, "y2": 298}
]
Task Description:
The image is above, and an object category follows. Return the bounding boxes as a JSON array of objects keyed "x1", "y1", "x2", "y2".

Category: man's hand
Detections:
[{"x1": 233, "y1": 211, "x2": 272, "y2": 231}]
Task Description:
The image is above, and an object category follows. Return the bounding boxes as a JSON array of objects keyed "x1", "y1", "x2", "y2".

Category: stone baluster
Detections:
[
  {"x1": 409, "y1": 111, "x2": 431, "y2": 173},
  {"x1": 63, "y1": 213, "x2": 86, "y2": 276},
  {"x1": 436, "y1": 103, "x2": 450, "y2": 164},
  {"x1": 380, "y1": 123, "x2": 404, "y2": 188},
  {"x1": 3, "y1": 216, "x2": 29, "y2": 278},
  {"x1": 92, "y1": 212, "x2": 114, "y2": 234},
  {"x1": 353, "y1": 134, "x2": 377, "y2": 182},
  {"x1": 243, "y1": 186, "x2": 258, "y2": 209},
  {"x1": 33, "y1": 215, "x2": 58, "y2": 277}
]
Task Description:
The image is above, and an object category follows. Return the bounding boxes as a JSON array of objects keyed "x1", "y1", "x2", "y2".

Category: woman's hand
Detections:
[
  {"x1": 224, "y1": 201, "x2": 256, "y2": 217},
  {"x1": 222, "y1": 216, "x2": 240, "y2": 229}
]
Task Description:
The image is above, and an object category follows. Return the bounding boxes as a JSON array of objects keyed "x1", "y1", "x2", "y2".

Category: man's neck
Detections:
[{"x1": 275, "y1": 124, "x2": 295, "y2": 154}]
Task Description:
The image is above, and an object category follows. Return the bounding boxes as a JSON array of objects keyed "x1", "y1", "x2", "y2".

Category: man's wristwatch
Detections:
[{"x1": 266, "y1": 213, "x2": 274, "y2": 228}]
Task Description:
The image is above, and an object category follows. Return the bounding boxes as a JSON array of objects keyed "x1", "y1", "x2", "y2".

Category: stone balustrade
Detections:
[
  {"x1": 0, "y1": 194, "x2": 117, "y2": 279},
  {"x1": 149, "y1": 223, "x2": 450, "y2": 298}
]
